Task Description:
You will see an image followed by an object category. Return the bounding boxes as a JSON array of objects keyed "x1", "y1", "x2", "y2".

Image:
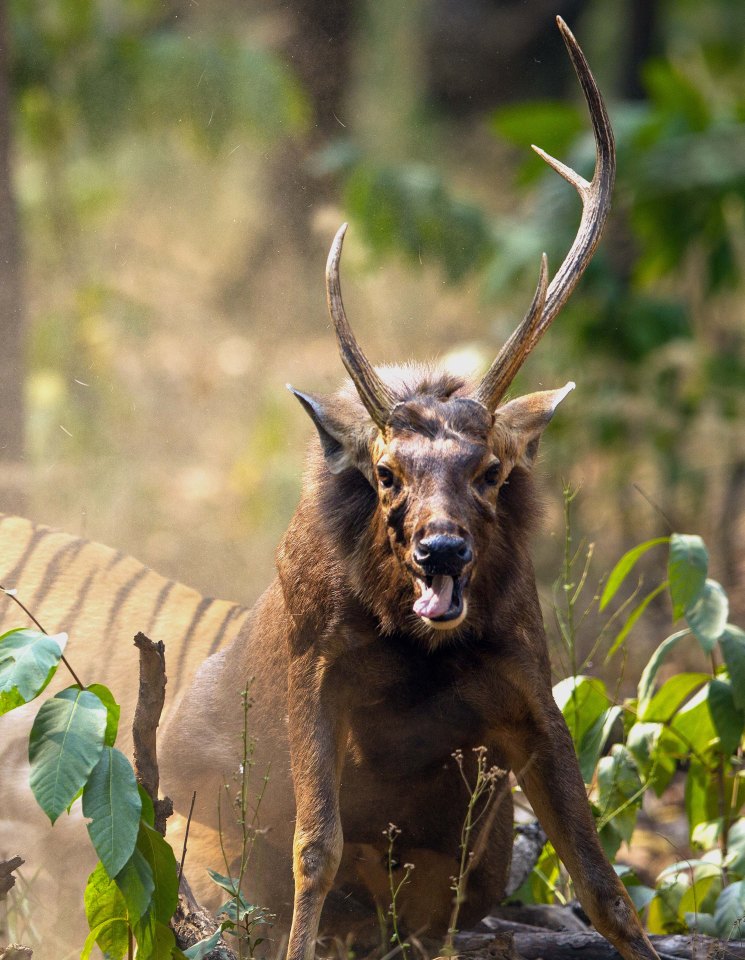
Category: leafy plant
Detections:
[
  {"x1": 0, "y1": 588, "x2": 184, "y2": 958},
  {"x1": 521, "y1": 527, "x2": 745, "y2": 941},
  {"x1": 192, "y1": 683, "x2": 274, "y2": 960}
]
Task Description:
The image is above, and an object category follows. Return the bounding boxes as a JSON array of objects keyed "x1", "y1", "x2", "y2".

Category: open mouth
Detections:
[{"x1": 413, "y1": 574, "x2": 465, "y2": 624}]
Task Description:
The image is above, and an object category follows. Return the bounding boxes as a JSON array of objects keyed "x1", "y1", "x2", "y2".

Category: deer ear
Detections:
[
  {"x1": 497, "y1": 381, "x2": 574, "y2": 469},
  {"x1": 288, "y1": 386, "x2": 375, "y2": 482}
]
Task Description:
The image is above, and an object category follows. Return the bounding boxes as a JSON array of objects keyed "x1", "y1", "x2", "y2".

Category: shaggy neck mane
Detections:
[{"x1": 294, "y1": 368, "x2": 543, "y2": 649}]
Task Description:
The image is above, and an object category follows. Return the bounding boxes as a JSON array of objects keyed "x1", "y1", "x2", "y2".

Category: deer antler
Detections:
[
  {"x1": 326, "y1": 223, "x2": 397, "y2": 431},
  {"x1": 473, "y1": 16, "x2": 616, "y2": 411}
]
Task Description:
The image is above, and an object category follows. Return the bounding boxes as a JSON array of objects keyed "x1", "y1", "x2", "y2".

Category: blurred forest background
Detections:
[{"x1": 1, "y1": 0, "x2": 744, "y2": 676}]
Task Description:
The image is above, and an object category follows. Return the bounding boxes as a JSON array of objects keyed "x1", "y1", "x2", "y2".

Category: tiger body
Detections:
[{"x1": 0, "y1": 512, "x2": 252, "y2": 955}]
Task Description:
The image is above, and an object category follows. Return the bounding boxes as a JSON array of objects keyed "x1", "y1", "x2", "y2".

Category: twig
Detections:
[
  {"x1": 132, "y1": 632, "x2": 173, "y2": 835},
  {"x1": 178, "y1": 791, "x2": 197, "y2": 888}
]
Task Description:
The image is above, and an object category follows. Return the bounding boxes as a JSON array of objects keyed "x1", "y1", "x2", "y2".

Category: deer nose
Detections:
[{"x1": 414, "y1": 535, "x2": 473, "y2": 573}]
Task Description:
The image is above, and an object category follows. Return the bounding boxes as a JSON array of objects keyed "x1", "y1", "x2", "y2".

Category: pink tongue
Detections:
[{"x1": 413, "y1": 575, "x2": 454, "y2": 619}]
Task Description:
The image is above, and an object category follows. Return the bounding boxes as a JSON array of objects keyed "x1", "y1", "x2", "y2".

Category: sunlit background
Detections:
[{"x1": 1, "y1": 0, "x2": 744, "y2": 670}]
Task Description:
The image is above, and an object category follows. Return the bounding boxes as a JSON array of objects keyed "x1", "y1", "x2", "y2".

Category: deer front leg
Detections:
[
  {"x1": 501, "y1": 700, "x2": 659, "y2": 960},
  {"x1": 286, "y1": 652, "x2": 348, "y2": 960}
]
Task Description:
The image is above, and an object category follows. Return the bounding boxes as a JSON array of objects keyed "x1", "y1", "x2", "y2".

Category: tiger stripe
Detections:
[{"x1": 0, "y1": 513, "x2": 250, "y2": 751}]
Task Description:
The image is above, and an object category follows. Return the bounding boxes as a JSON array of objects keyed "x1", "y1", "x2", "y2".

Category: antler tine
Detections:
[
  {"x1": 326, "y1": 223, "x2": 397, "y2": 430},
  {"x1": 473, "y1": 16, "x2": 616, "y2": 410}
]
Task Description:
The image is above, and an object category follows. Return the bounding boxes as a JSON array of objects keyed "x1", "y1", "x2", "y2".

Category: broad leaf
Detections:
[
  {"x1": 207, "y1": 868, "x2": 240, "y2": 897},
  {"x1": 84, "y1": 861, "x2": 129, "y2": 960},
  {"x1": 686, "y1": 580, "x2": 729, "y2": 652},
  {"x1": 139, "y1": 783, "x2": 156, "y2": 828},
  {"x1": 115, "y1": 846, "x2": 155, "y2": 922},
  {"x1": 87, "y1": 683, "x2": 120, "y2": 747},
  {"x1": 83, "y1": 746, "x2": 142, "y2": 878},
  {"x1": 82, "y1": 919, "x2": 131, "y2": 960},
  {"x1": 668, "y1": 534, "x2": 708, "y2": 620},
  {"x1": 29, "y1": 686, "x2": 107, "y2": 823},
  {"x1": 553, "y1": 675, "x2": 610, "y2": 749},
  {"x1": 671, "y1": 686, "x2": 718, "y2": 757},
  {"x1": 639, "y1": 672, "x2": 709, "y2": 723},
  {"x1": 678, "y1": 872, "x2": 721, "y2": 921},
  {"x1": 626, "y1": 721, "x2": 679, "y2": 795},
  {"x1": 721, "y1": 626, "x2": 745, "y2": 711},
  {"x1": 599, "y1": 537, "x2": 669, "y2": 611},
  {"x1": 714, "y1": 880, "x2": 745, "y2": 939},
  {"x1": 725, "y1": 818, "x2": 745, "y2": 879},
  {"x1": 597, "y1": 745, "x2": 643, "y2": 860},
  {"x1": 185, "y1": 927, "x2": 226, "y2": 959},
  {"x1": 137, "y1": 821, "x2": 179, "y2": 924},
  {"x1": 132, "y1": 910, "x2": 177, "y2": 960},
  {"x1": 685, "y1": 759, "x2": 720, "y2": 840},
  {"x1": 578, "y1": 706, "x2": 622, "y2": 783},
  {"x1": 637, "y1": 629, "x2": 690, "y2": 718},
  {"x1": 684, "y1": 912, "x2": 718, "y2": 936},
  {"x1": 0, "y1": 628, "x2": 67, "y2": 714},
  {"x1": 708, "y1": 679, "x2": 745, "y2": 758}
]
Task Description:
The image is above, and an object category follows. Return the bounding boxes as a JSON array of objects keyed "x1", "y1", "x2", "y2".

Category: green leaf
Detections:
[
  {"x1": 87, "y1": 683, "x2": 120, "y2": 747},
  {"x1": 647, "y1": 872, "x2": 688, "y2": 935},
  {"x1": 82, "y1": 746, "x2": 142, "y2": 878},
  {"x1": 671, "y1": 686, "x2": 718, "y2": 757},
  {"x1": 708, "y1": 679, "x2": 745, "y2": 758},
  {"x1": 686, "y1": 580, "x2": 729, "y2": 652},
  {"x1": 725, "y1": 819, "x2": 745, "y2": 879},
  {"x1": 721, "y1": 626, "x2": 745, "y2": 711},
  {"x1": 599, "y1": 538, "x2": 669, "y2": 611},
  {"x1": 678, "y1": 871, "x2": 721, "y2": 921},
  {"x1": 668, "y1": 534, "x2": 708, "y2": 620},
  {"x1": 137, "y1": 821, "x2": 179, "y2": 924},
  {"x1": 115, "y1": 846, "x2": 155, "y2": 922},
  {"x1": 639, "y1": 672, "x2": 709, "y2": 722},
  {"x1": 0, "y1": 628, "x2": 67, "y2": 714},
  {"x1": 81, "y1": 918, "x2": 131, "y2": 960},
  {"x1": 637, "y1": 629, "x2": 690, "y2": 718},
  {"x1": 29, "y1": 686, "x2": 107, "y2": 823},
  {"x1": 207, "y1": 868, "x2": 240, "y2": 897},
  {"x1": 84, "y1": 861, "x2": 129, "y2": 960},
  {"x1": 685, "y1": 759, "x2": 720, "y2": 840},
  {"x1": 184, "y1": 927, "x2": 227, "y2": 959},
  {"x1": 626, "y1": 721, "x2": 679, "y2": 795},
  {"x1": 714, "y1": 880, "x2": 745, "y2": 939},
  {"x1": 684, "y1": 912, "x2": 718, "y2": 936},
  {"x1": 605, "y1": 582, "x2": 668, "y2": 661},
  {"x1": 138, "y1": 784, "x2": 156, "y2": 827},
  {"x1": 578, "y1": 706, "x2": 622, "y2": 783},
  {"x1": 597, "y1": 745, "x2": 643, "y2": 860},
  {"x1": 132, "y1": 911, "x2": 177, "y2": 960},
  {"x1": 553, "y1": 676, "x2": 610, "y2": 750},
  {"x1": 627, "y1": 884, "x2": 656, "y2": 913}
]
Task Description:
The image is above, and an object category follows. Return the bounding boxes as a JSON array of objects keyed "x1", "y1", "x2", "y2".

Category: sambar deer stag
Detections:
[{"x1": 160, "y1": 16, "x2": 660, "y2": 960}]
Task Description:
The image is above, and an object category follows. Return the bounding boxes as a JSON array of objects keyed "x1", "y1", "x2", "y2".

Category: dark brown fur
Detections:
[{"x1": 157, "y1": 365, "x2": 659, "y2": 960}]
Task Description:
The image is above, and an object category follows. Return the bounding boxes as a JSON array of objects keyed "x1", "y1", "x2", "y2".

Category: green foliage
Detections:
[
  {"x1": 83, "y1": 861, "x2": 130, "y2": 960},
  {"x1": 531, "y1": 528, "x2": 745, "y2": 940},
  {"x1": 10, "y1": 0, "x2": 308, "y2": 153},
  {"x1": 82, "y1": 745, "x2": 142, "y2": 877},
  {"x1": 0, "y1": 616, "x2": 184, "y2": 958},
  {"x1": 29, "y1": 685, "x2": 107, "y2": 823},
  {"x1": 0, "y1": 626, "x2": 67, "y2": 714},
  {"x1": 344, "y1": 162, "x2": 494, "y2": 283}
]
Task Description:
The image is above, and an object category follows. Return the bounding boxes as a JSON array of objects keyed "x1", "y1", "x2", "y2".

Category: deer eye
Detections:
[
  {"x1": 482, "y1": 461, "x2": 501, "y2": 487},
  {"x1": 376, "y1": 465, "x2": 396, "y2": 489}
]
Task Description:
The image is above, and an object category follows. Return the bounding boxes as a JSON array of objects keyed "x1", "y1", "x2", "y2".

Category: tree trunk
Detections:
[{"x1": 0, "y1": 3, "x2": 26, "y2": 514}]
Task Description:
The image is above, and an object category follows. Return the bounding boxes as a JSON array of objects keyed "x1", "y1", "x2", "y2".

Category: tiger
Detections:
[{"x1": 0, "y1": 512, "x2": 251, "y2": 957}]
